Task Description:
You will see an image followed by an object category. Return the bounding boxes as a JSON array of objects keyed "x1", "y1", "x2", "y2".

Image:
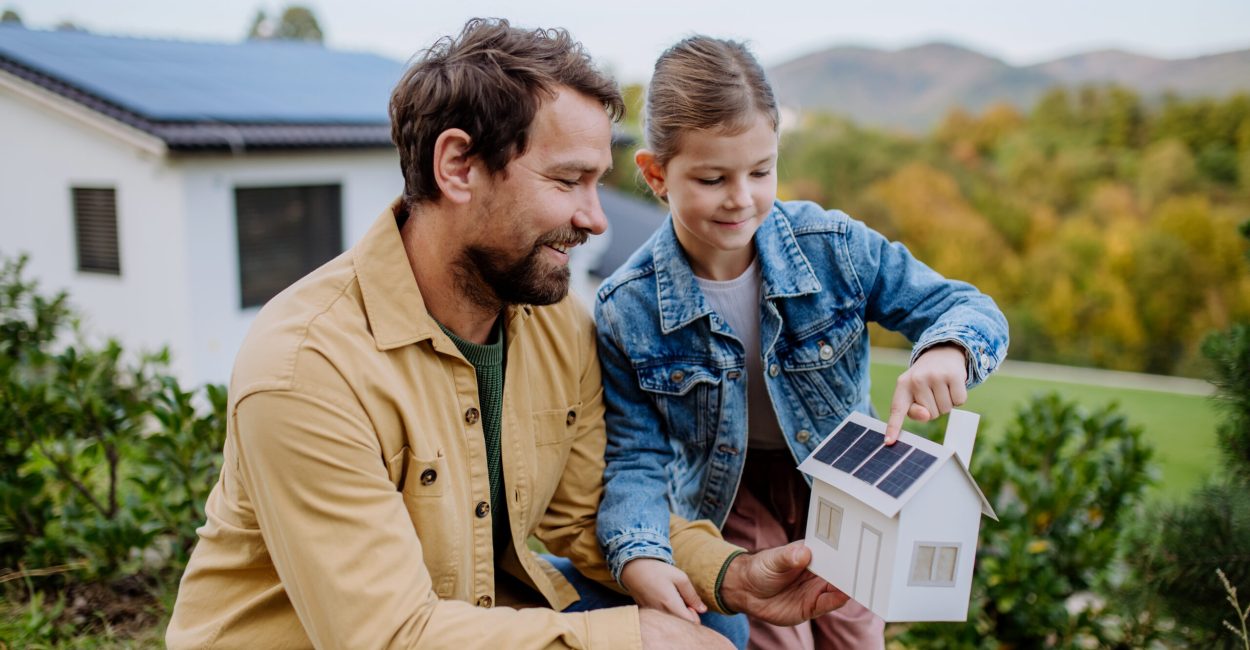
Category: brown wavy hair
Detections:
[{"x1": 389, "y1": 18, "x2": 624, "y2": 210}]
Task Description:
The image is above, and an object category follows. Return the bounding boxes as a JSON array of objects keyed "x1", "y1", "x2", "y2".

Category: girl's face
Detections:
[{"x1": 637, "y1": 113, "x2": 778, "y2": 280}]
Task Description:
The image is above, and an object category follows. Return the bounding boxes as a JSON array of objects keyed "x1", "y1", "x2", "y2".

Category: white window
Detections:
[
  {"x1": 814, "y1": 498, "x2": 843, "y2": 549},
  {"x1": 908, "y1": 542, "x2": 960, "y2": 587}
]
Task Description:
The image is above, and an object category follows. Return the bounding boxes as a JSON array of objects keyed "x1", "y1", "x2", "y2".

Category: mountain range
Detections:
[{"x1": 767, "y1": 42, "x2": 1250, "y2": 131}]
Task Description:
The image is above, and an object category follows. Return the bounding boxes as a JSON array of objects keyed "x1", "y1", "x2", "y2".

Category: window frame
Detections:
[
  {"x1": 907, "y1": 541, "x2": 961, "y2": 587},
  {"x1": 71, "y1": 186, "x2": 121, "y2": 276}
]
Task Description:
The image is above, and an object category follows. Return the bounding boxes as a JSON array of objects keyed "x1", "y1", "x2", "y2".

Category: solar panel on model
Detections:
[
  {"x1": 876, "y1": 449, "x2": 938, "y2": 498},
  {"x1": 812, "y1": 422, "x2": 867, "y2": 465},
  {"x1": 852, "y1": 440, "x2": 913, "y2": 485},
  {"x1": 832, "y1": 430, "x2": 885, "y2": 472}
]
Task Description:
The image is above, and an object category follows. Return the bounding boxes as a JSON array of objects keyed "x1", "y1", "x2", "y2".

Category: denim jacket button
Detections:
[
  {"x1": 818, "y1": 343, "x2": 834, "y2": 360},
  {"x1": 768, "y1": 363, "x2": 780, "y2": 377},
  {"x1": 726, "y1": 370, "x2": 742, "y2": 380},
  {"x1": 670, "y1": 370, "x2": 685, "y2": 383},
  {"x1": 795, "y1": 429, "x2": 812, "y2": 444}
]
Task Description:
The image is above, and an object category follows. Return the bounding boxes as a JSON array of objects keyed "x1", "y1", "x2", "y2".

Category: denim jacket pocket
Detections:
[
  {"x1": 636, "y1": 361, "x2": 723, "y2": 447},
  {"x1": 778, "y1": 314, "x2": 864, "y2": 418}
]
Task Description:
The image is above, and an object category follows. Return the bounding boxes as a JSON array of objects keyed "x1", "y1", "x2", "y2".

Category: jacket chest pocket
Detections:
[
  {"x1": 387, "y1": 446, "x2": 457, "y2": 596},
  {"x1": 636, "y1": 362, "x2": 723, "y2": 447},
  {"x1": 777, "y1": 314, "x2": 864, "y2": 419}
]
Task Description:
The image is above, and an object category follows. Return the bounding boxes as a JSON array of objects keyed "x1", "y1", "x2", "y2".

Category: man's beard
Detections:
[{"x1": 454, "y1": 227, "x2": 588, "y2": 310}]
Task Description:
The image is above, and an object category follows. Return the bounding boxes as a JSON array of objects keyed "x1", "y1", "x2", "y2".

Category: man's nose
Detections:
[{"x1": 575, "y1": 188, "x2": 609, "y2": 236}]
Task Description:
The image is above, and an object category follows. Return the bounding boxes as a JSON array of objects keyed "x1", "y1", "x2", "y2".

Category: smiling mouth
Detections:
[{"x1": 545, "y1": 242, "x2": 574, "y2": 254}]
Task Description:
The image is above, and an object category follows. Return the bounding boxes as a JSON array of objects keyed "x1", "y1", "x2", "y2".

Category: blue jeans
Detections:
[{"x1": 544, "y1": 554, "x2": 749, "y2": 649}]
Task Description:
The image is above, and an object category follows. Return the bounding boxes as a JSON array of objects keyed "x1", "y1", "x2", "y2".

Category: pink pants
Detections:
[{"x1": 721, "y1": 450, "x2": 885, "y2": 650}]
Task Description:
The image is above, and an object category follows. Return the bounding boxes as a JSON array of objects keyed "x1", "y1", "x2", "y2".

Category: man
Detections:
[{"x1": 167, "y1": 18, "x2": 846, "y2": 649}]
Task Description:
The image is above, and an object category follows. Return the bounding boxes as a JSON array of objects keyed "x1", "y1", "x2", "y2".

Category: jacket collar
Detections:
[
  {"x1": 354, "y1": 199, "x2": 528, "y2": 351},
  {"x1": 652, "y1": 201, "x2": 822, "y2": 334}
]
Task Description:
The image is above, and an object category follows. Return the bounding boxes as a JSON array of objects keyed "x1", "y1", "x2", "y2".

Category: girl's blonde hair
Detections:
[{"x1": 643, "y1": 36, "x2": 779, "y2": 166}]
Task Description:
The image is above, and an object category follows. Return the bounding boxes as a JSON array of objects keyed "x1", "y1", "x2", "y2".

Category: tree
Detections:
[
  {"x1": 1127, "y1": 221, "x2": 1250, "y2": 647},
  {"x1": 1, "y1": 8, "x2": 21, "y2": 25},
  {"x1": 247, "y1": 5, "x2": 324, "y2": 43}
]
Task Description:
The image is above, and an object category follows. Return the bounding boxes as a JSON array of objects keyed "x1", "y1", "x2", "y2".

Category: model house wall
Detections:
[{"x1": 800, "y1": 410, "x2": 995, "y2": 622}]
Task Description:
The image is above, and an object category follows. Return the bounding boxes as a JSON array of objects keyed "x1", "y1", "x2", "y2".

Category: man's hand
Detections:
[
  {"x1": 638, "y1": 609, "x2": 734, "y2": 649},
  {"x1": 621, "y1": 558, "x2": 706, "y2": 623},
  {"x1": 885, "y1": 343, "x2": 969, "y2": 443},
  {"x1": 718, "y1": 542, "x2": 849, "y2": 625}
]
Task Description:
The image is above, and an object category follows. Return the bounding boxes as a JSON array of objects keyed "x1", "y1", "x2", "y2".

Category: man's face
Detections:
[{"x1": 458, "y1": 87, "x2": 613, "y2": 308}]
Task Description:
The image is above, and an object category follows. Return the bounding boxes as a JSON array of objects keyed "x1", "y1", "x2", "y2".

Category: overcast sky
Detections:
[{"x1": 13, "y1": 0, "x2": 1250, "y2": 83}]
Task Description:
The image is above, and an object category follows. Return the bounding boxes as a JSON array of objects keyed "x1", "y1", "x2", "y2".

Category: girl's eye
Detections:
[
  {"x1": 697, "y1": 177, "x2": 722, "y2": 186},
  {"x1": 752, "y1": 169, "x2": 773, "y2": 178}
]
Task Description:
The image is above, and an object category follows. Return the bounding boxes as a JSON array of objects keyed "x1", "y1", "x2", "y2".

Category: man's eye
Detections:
[{"x1": 559, "y1": 178, "x2": 579, "y2": 188}]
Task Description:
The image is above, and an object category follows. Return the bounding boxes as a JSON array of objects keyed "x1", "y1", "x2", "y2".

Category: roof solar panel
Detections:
[
  {"x1": 832, "y1": 429, "x2": 884, "y2": 473},
  {"x1": 875, "y1": 448, "x2": 938, "y2": 498},
  {"x1": 812, "y1": 422, "x2": 867, "y2": 465},
  {"x1": 852, "y1": 440, "x2": 913, "y2": 485}
]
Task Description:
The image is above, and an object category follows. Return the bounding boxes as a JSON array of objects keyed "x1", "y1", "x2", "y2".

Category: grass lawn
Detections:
[{"x1": 869, "y1": 361, "x2": 1222, "y2": 500}]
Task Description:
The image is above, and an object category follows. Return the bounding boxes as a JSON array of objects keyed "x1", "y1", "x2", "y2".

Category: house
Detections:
[
  {"x1": 0, "y1": 25, "x2": 665, "y2": 386},
  {"x1": 797, "y1": 409, "x2": 997, "y2": 622}
]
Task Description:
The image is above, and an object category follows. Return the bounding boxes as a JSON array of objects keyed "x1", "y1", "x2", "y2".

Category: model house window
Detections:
[
  {"x1": 814, "y1": 498, "x2": 844, "y2": 548},
  {"x1": 909, "y1": 542, "x2": 959, "y2": 587},
  {"x1": 235, "y1": 184, "x2": 342, "y2": 308},
  {"x1": 72, "y1": 187, "x2": 120, "y2": 275}
]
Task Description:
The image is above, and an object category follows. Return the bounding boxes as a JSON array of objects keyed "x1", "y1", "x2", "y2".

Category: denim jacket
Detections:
[{"x1": 592, "y1": 200, "x2": 1008, "y2": 582}]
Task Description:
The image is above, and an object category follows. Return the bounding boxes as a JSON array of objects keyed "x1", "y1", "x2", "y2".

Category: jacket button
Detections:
[
  {"x1": 420, "y1": 468, "x2": 437, "y2": 486},
  {"x1": 464, "y1": 407, "x2": 480, "y2": 424},
  {"x1": 795, "y1": 429, "x2": 812, "y2": 444},
  {"x1": 475, "y1": 501, "x2": 490, "y2": 518},
  {"x1": 768, "y1": 363, "x2": 780, "y2": 377},
  {"x1": 566, "y1": 410, "x2": 577, "y2": 426},
  {"x1": 818, "y1": 343, "x2": 834, "y2": 360},
  {"x1": 476, "y1": 595, "x2": 493, "y2": 608},
  {"x1": 726, "y1": 370, "x2": 741, "y2": 380},
  {"x1": 670, "y1": 370, "x2": 685, "y2": 382}
]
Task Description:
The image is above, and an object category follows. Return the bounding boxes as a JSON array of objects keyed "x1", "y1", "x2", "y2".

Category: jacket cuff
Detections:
[
  {"x1": 603, "y1": 530, "x2": 674, "y2": 586},
  {"x1": 911, "y1": 325, "x2": 1001, "y2": 387},
  {"x1": 669, "y1": 518, "x2": 745, "y2": 615},
  {"x1": 582, "y1": 605, "x2": 643, "y2": 650}
]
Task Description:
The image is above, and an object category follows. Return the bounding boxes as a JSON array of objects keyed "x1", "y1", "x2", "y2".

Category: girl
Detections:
[{"x1": 593, "y1": 36, "x2": 1008, "y2": 649}]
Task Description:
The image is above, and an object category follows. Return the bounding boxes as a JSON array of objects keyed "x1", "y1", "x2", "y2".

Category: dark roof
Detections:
[
  {"x1": 0, "y1": 26, "x2": 404, "y2": 151},
  {"x1": 594, "y1": 188, "x2": 668, "y2": 277}
]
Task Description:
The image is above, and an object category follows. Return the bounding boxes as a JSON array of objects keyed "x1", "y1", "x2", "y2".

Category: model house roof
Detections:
[
  {"x1": 798, "y1": 411, "x2": 997, "y2": 521},
  {"x1": 0, "y1": 25, "x2": 403, "y2": 151}
]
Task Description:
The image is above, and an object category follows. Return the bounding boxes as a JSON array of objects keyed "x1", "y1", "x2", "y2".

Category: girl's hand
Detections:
[
  {"x1": 885, "y1": 344, "x2": 968, "y2": 443},
  {"x1": 619, "y1": 558, "x2": 707, "y2": 623}
]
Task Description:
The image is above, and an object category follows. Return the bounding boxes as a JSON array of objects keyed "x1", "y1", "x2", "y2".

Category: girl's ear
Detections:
[
  {"x1": 432, "y1": 128, "x2": 477, "y2": 205},
  {"x1": 635, "y1": 149, "x2": 668, "y2": 200}
]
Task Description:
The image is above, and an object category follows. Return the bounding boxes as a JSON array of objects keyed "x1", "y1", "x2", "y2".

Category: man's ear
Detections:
[
  {"x1": 432, "y1": 128, "x2": 477, "y2": 205},
  {"x1": 635, "y1": 149, "x2": 668, "y2": 200}
]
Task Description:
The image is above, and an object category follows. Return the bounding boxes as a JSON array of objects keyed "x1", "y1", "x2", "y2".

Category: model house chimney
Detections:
[{"x1": 944, "y1": 410, "x2": 980, "y2": 469}]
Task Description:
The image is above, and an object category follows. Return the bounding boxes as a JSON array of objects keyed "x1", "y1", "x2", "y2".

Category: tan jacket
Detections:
[{"x1": 166, "y1": 203, "x2": 741, "y2": 650}]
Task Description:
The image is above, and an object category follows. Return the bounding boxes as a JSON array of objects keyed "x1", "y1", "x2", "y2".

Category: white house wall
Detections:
[
  {"x1": 805, "y1": 480, "x2": 898, "y2": 616},
  {"x1": 890, "y1": 461, "x2": 984, "y2": 621},
  {"x1": 0, "y1": 78, "x2": 194, "y2": 378},
  {"x1": 176, "y1": 151, "x2": 401, "y2": 385}
]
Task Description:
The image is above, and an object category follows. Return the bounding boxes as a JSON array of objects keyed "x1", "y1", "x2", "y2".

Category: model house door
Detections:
[{"x1": 853, "y1": 524, "x2": 881, "y2": 609}]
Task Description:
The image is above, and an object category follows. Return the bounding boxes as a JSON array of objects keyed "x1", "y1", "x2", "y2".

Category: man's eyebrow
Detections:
[{"x1": 547, "y1": 162, "x2": 608, "y2": 176}]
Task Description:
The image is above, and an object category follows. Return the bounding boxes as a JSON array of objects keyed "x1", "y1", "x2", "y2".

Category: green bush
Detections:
[
  {"x1": 0, "y1": 253, "x2": 226, "y2": 619},
  {"x1": 899, "y1": 393, "x2": 1155, "y2": 648}
]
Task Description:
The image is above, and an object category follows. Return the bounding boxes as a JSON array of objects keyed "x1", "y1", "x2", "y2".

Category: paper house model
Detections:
[{"x1": 798, "y1": 410, "x2": 996, "y2": 622}]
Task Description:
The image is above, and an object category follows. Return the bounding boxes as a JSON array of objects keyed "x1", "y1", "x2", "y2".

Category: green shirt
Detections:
[{"x1": 438, "y1": 318, "x2": 510, "y2": 555}]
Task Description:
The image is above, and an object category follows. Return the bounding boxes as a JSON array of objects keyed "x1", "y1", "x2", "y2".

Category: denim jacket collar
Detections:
[{"x1": 651, "y1": 202, "x2": 823, "y2": 334}]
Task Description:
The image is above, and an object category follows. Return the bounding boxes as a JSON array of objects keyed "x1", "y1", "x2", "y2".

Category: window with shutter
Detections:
[
  {"x1": 72, "y1": 187, "x2": 120, "y2": 275},
  {"x1": 235, "y1": 184, "x2": 342, "y2": 309}
]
